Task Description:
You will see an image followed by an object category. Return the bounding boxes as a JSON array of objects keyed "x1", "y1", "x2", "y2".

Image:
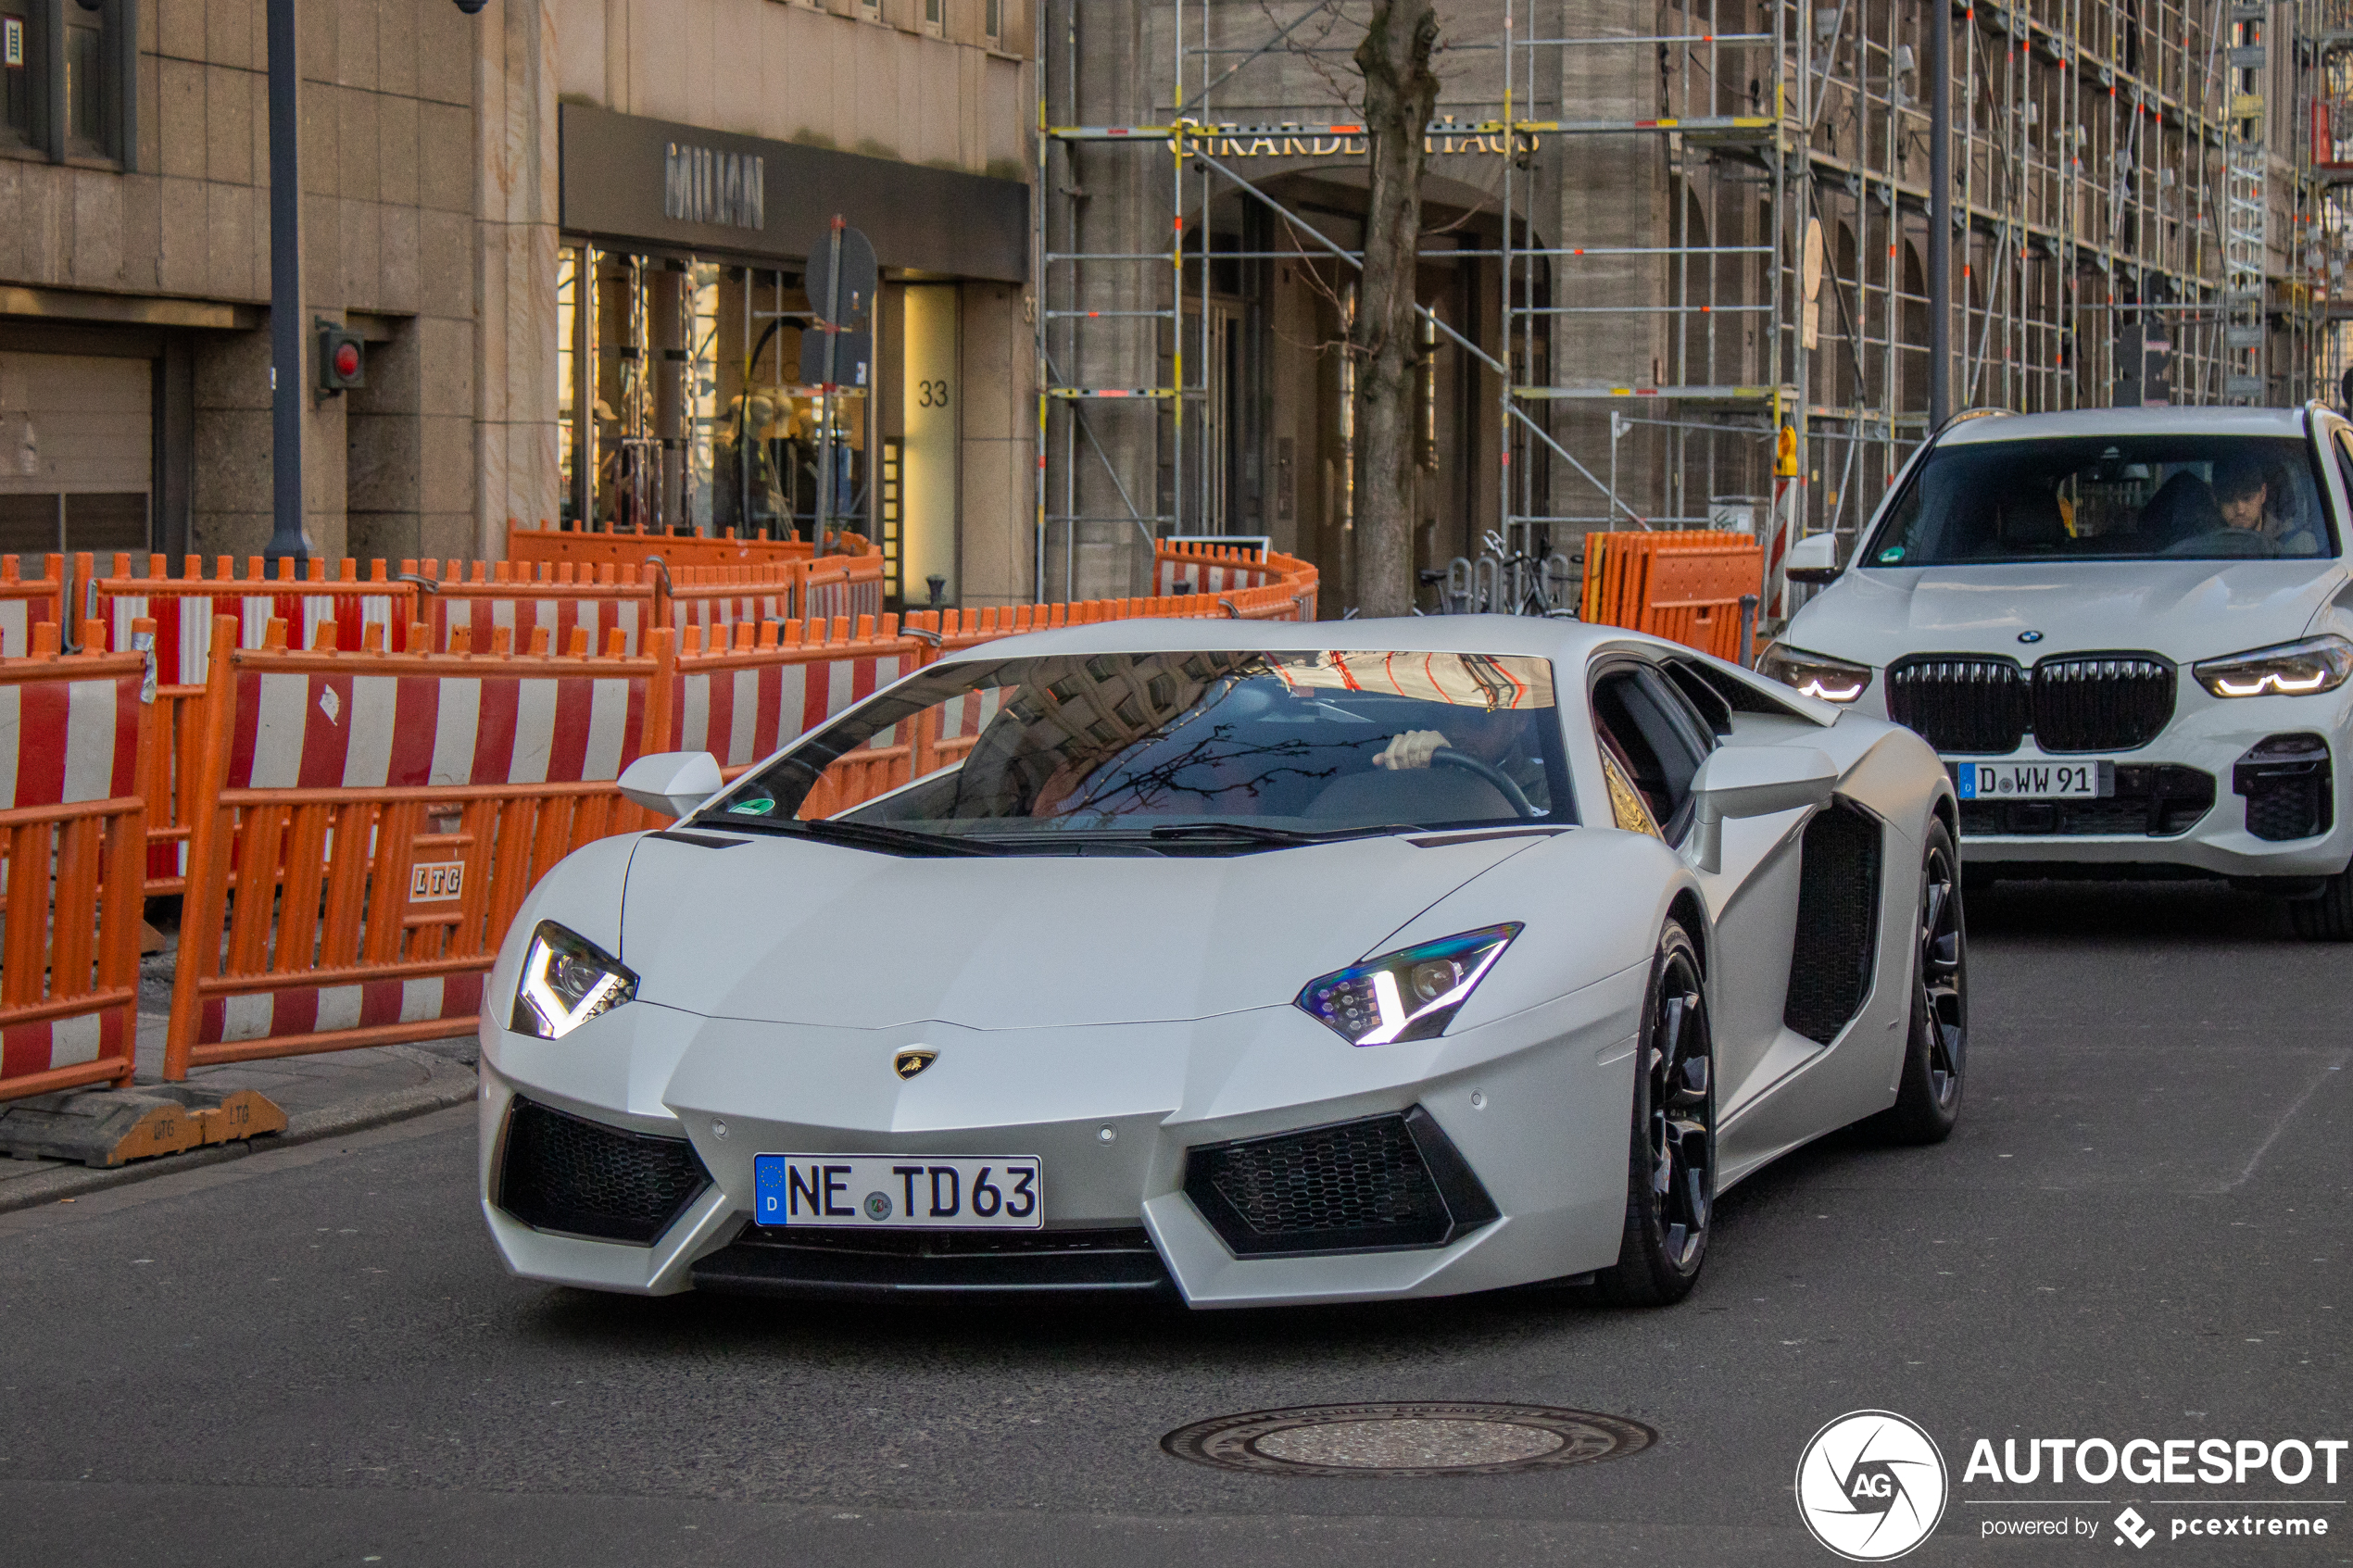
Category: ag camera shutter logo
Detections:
[{"x1": 1795, "y1": 1410, "x2": 1949, "y2": 1561}]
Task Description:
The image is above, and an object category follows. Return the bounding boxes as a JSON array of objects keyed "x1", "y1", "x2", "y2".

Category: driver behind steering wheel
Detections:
[{"x1": 1372, "y1": 707, "x2": 1548, "y2": 807}]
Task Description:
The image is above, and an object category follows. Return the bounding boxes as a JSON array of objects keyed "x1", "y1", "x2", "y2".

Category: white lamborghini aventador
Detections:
[{"x1": 478, "y1": 618, "x2": 1964, "y2": 1309}]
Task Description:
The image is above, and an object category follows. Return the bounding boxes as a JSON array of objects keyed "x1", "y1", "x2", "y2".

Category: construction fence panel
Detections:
[
  {"x1": 162, "y1": 618, "x2": 678, "y2": 1079},
  {"x1": 412, "y1": 558, "x2": 656, "y2": 657},
  {"x1": 0, "y1": 626, "x2": 151, "y2": 1102},
  {"x1": 1634, "y1": 545, "x2": 1763, "y2": 662},
  {"x1": 0, "y1": 556, "x2": 67, "y2": 659},
  {"x1": 89, "y1": 555, "x2": 422, "y2": 894},
  {"x1": 666, "y1": 565, "x2": 798, "y2": 646}
]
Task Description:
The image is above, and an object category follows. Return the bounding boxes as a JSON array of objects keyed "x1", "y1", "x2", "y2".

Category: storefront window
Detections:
[{"x1": 560, "y1": 244, "x2": 869, "y2": 544}]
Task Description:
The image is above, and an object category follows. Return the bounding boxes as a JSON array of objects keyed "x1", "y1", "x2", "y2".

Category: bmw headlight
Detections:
[
  {"x1": 510, "y1": 922, "x2": 638, "y2": 1040},
  {"x1": 2192, "y1": 635, "x2": 2353, "y2": 699},
  {"x1": 1757, "y1": 642, "x2": 1873, "y2": 704},
  {"x1": 1296, "y1": 924, "x2": 1522, "y2": 1046}
]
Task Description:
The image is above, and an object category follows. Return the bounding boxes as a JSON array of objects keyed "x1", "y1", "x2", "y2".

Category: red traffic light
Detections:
[{"x1": 316, "y1": 320, "x2": 365, "y2": 392}]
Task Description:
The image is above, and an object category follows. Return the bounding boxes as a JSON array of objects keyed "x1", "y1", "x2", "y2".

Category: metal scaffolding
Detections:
[{"x1": 1034, "y1": 0, "x2": 2296, "y2": 615}]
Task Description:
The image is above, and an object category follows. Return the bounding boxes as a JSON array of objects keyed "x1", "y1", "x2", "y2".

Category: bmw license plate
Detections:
[
  {"x1": 1952, "y1": 760, "x2": 2114, "y2": 801},
  {"x1": 752, "y1": 1153, "x2": 1043, "y2": 1229}
]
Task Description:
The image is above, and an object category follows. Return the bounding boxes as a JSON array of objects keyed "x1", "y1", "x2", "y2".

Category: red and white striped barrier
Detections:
[
  {"x1": 415, "y1": 558, "x2": 651, "y2": 656},
  {"x1": 0, "y1": 624, "x2": 150, "y2": 1102},
  {"x1": 673, "y1": 621, "x2": 909, "y2": 770},
  {"x1": 224, "y1": 666, "x2": 657, "y2": 790},
  {"x1": 93, "y1": 555, "x2": 417, "y2": 686}
]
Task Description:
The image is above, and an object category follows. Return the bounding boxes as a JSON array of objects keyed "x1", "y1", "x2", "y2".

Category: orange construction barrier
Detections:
[
  {"x1": 1153, "y1": 542, "x2": 1320, "y2": 620},
  {"x1": 411, "y1": 558, "x2": 658, "y2": 656},
  {"x1": 0, "y1": 555, "x2": 67, "y2": 659},
  {"x1": 506, "y1": 521, "x2": 875, "y2": 574},
  {"x1": 0, "y1": 620, "x2": 153, "y2": 1102},
  {"x1": 670, "y1": 616, "x2": 925, "y2": 825},
  {"x1": 161, "y1": 616, "x2": 677, "y2": 1078},
  {"x1": 665, "y1": 563, "x2": 799, "y2": 645},
  {"x1": 89, "y1": 554, "x2": 422, "y2": 893},
  {"x1": 1581, "y1": 531, "x2": 1760, "y2": 660},
  {"x1": 796, "y1": 553, "x2": 887, "y2": 624}
]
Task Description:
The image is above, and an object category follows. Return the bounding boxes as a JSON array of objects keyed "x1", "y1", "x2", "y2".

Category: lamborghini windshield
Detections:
[
  {"x1": 1863, "y1": 434, "x2": 2335, "y2": 566},
  {"x1": 705, "y1": 649, "x2": 1572, "y2": 852}
]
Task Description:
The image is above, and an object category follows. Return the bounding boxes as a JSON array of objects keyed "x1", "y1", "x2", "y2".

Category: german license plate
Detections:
[
  {"x1": 1953, "y1": 760, "x2": 2113, "y2": 800},
  {"x1": 752, "y1": 1153, "x2": 1042, "y2": 1229}
]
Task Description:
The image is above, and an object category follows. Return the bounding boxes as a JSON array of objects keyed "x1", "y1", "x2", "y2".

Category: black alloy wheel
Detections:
[
  {"x1": 1869, "y1": 820, "x2": 1968, "y2": 1143},
  {"x1": 1597, "y1": 921, "x2": 1715, "y2": 1306}
]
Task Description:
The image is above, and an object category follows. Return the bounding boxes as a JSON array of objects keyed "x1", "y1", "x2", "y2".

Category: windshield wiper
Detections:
[
  {"x1": 698, "y1": 815, "x2": 1002, "y2": 857},
  {"x1": 1141, "y1": 822, "x2": 1416, "y2": 847}
]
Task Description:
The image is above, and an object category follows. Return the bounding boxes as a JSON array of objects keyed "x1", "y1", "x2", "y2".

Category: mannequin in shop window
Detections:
[{"x1": 715, "y1": 393, "x2": 791, "y2": 538}]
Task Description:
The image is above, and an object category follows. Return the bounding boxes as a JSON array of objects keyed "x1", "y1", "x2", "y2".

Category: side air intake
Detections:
[{"x1": 1783, "y1": 799, "x2": 1882, "y2": 1045}]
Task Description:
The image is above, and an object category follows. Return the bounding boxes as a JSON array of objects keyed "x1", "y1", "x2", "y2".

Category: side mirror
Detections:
[
  {"x1": 1784, "y1": 531, "x2": 1842, "y2": 585},
  {"x1": 1684, "y1": 746, "x2": 1840, "y2": 872},
  {"x1": 619, "y1": 751, "x2": 724, "y2": 821}
]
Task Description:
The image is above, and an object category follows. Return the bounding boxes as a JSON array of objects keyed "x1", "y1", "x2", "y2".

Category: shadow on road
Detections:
[{"x1": 1966, "y1": 875, "x2": 2298, "y2": 943}]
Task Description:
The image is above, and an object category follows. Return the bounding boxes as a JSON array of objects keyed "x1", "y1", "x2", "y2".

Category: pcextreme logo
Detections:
[{"x1": 1796, "y1": 1410, "x2": 1951, "y2": 1562}]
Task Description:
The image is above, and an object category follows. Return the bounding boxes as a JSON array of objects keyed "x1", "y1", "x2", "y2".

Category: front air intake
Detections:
[
  {"x1": 1183, "y1": 1107, "x2": 1499, "y2": 1258},
  {"x1": 496, "y1": 1098, "x2": 712, "y2": 1245}
]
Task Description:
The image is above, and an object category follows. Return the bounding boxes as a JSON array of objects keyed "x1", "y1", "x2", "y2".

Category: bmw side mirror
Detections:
[
  {"x1": 1685, "y1": 746, "x2": 1840, "y2": 872},
  {"x1": 1785, "y1": 532, "x2": 1843, "y2": 585},
  {"x1": 619, "y1": 751, "x2": 724, "y2": 821}
]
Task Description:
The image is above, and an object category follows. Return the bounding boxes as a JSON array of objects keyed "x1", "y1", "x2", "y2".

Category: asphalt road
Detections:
[{"x1": 1, "y1": 880, "x2": 2346, "y2": 1568}]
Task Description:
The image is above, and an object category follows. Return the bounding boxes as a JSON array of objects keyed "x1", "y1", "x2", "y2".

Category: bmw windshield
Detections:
[
  {"x1": 701, "y1": 649, "x2": 1573, "y2": 853},
  {"x1": 1863, "y1": 433, "x2": 2335, "y2": 567}
]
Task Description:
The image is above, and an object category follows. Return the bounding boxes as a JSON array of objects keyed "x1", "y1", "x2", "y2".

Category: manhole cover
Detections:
[{"x1": 1161, "y1": 1401, "x2": 1656, "y2": 1478}]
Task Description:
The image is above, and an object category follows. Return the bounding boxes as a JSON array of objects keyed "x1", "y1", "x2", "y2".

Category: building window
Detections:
[
  {"x1": 0, "y1": 0, "x2": 127, "y2": 163},
  {"x1": 63, "y1": 2, "x2": 99, "y2": 155},
  {"x1": 861, "y1": 0, "x2": 879, "y2": 19},
  {"x1": 3, "y1": 8, "x2": 42, "y2": 152},
  {"x1": 984, "y1": 0, "x2": 1000, "y2": 44},
  {"x1": 923, "y1": 0, "x2": 942, "y2": 36}
]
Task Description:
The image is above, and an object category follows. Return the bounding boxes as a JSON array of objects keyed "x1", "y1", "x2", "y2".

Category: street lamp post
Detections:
[
  {"x1": 264, "y1": 0, "x2": 484, "y2": 571},
  {"x1": 1927, "y1": 0, "x2": 1953, "y2": 428}
]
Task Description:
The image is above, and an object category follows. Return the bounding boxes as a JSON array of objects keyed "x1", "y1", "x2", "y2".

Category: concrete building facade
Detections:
[{"x1": 0, "y1": 0, "x2": 1038, "y2": 608}]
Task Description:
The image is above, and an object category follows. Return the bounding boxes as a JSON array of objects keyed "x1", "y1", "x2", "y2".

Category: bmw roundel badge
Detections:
[
  {"x1": 2018, "y1": 630, "x2": 2044, "y2": 644},
  {"x1": 893, "y1": 1048, "x2": 938, "y2": 1080}
]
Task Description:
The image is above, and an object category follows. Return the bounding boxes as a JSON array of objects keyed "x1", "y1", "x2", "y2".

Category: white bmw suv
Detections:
[{"x1": 1761, "y1": 404, "x2": 2353, "y2": 937}]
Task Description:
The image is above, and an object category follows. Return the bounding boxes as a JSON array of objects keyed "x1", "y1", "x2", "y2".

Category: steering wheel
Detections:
[{"x1": 1431, "y1": 746, "x2": 1539, "y2": 820}]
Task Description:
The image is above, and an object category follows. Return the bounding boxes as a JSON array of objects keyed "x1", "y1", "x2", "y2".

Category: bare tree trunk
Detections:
[{"x1": 1349, "y1": 0, "x2": 1440, "y2": 618}]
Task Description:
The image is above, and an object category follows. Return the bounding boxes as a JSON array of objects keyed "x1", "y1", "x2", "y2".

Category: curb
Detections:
[{"x1": 0, "y1": 1045, "x2": 479, "y2": 1215}]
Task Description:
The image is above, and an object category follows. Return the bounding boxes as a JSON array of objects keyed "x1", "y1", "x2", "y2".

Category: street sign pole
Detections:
[{"x1": 815, "y1": 220, "x2": 845, "y2": 557}]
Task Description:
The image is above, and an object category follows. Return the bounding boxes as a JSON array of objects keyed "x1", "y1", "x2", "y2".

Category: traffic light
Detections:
[{"x1": 316, "y1": 320, "x2": 364, "y2": 394}]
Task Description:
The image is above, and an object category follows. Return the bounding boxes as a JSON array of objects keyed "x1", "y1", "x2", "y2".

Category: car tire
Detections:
[
  {"x1": 1595, "y1": 920, "x2": 1715, "y2": 1308},
  {"x1": 2287, "y1": 866, "x2": 2353, "y2": 940},
  {"x1": 1866, "y1": 819, "x2": 1968, "y2": 1145}
]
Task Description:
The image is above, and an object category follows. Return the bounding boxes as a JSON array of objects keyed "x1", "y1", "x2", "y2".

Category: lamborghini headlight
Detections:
[
  {"x1": 510, "y1": 922, "x2": 638, "y2": 1040},
  {"x1": 1756, "y1": 642, "x2": 1873, "y2": 704},
  {"x1": 2192, "y1": 635, "x2": 2353, "y2": 699},
  {"x1": 1296, "y1": 924, "x2": 1522, "y2": 1046}
]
